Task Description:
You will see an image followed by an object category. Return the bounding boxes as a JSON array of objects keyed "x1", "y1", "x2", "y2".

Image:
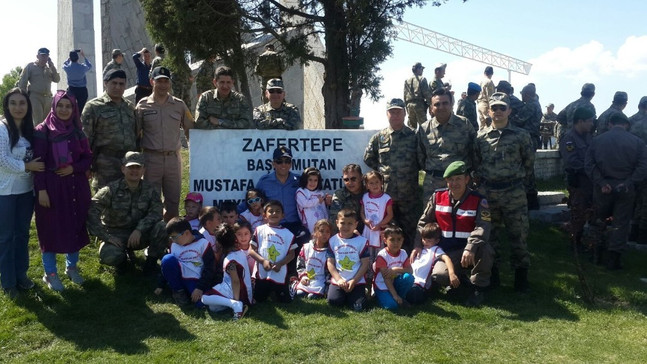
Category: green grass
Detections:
[{"x1": 2, "y1": 150, "x2": 646, "y2": 363}]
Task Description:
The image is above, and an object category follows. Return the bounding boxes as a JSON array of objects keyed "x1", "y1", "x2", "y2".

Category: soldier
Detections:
[
  {"x1": 585, "y1": 113, "x2": 647, "y2": 269},
  {"x1": 132, "y1": 48, "x2": 153, "y2": 103},
  {"x1": 195, "y1": 56, "x2": 216, "y2": 96},
  {"x1": 16, "y1": 47, "x2": 60, "y2": 124},
  {"x1": 364, "y1": 98, "x2": 420, "y2": 251},
  {"x1": 416, "y1": 88, "x2": 476, "y2": 204},
  {"x1": 329, "y1": 164, "x2": 365, "y2": 234},
  {"x1": 495, "y1": 80, "x2": 523, "y2": 124},
  {"x1": 403, "y1": 62, "x2": 432, "y2": 129},
  {"x1": 194, "y1": 66, "x2": 251, "y2": 129},
  {"x1": 253, "y1": 79, "x2": 301, "y2": 130},
  {"x1": 430, "y1": 63, "x2": 446, "y2": 93},
  {"x1": 102, "y1": 49, "x2": 123, "y2": 75},
  {"x1": 559, "y1": 107, "x2": 594, "y2": 251},
  {"x1": 474, "y1": 92, "x2": 534, "y2": 292},
  {"x1": 477, "y1": 66, "x2": 495, "y2": 128},
  {"x1": 556, "y1": 83, "x2": 596, "y2": 144},
  {"x1": 456, "y1": 82, "x2": 480, "y2": 130},
  {"x1": 82, "y1": 69, "x2": 138, "y2": 191},
  {"x1": 148, "y1": 43, "x2": 165, "y2": 78},
  {"x1": 540, "y1": 103, "x2": 558, "y2": 149},
  {"x1": 87, "y1": 152, "x2": 167, "y2": 274},
  {"x1": 136, "y1": 67, "x2": 194, "y2": 221},
  {"x1": 594, "y1": 91, "x2": 628, "y2": 136},
  {"x1": 629, "y1": 96, "x2": 647, "y2": 243},
  {"x1": 255, "y1": 44, "x2": 285, "y2": 103},
  {"x1": 516, "y1": 84, "x2": 543, "y2": 210}
]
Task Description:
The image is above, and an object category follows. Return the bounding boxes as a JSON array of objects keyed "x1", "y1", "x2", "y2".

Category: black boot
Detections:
[
  {"x1": 490, "y1": 265, "x2": 500, "y2": 289},
  {"x1": 514, "y1": 268, "x2": 529, "y2": 293},
  {"x1": 606, "y1": 251, "x2": 622, "y2": 270}
]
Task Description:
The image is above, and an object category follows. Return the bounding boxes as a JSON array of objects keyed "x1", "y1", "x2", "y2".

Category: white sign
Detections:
[{"x1": 189, "y1": 129, "x2": 376, "y2": 207}]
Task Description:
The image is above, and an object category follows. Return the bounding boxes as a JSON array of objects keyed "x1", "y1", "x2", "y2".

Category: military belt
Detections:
[
  {"x1": 425, "y1": 169, "x2": 445, "y2": 178},
  {"x1": 144, "y1": 148, "x2": 177, "y2": 156},
  {"x1": 482, "y1": 178, "x2": 523, "y2": 190}
]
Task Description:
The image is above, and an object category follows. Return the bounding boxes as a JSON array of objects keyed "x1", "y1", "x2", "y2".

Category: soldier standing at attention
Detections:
[
  {"x1": 594, "y1": 91, "x2": 628, "y2": 136},
  {"x1": 82, "y1": 69, "x2": 138, "y2": 190},
  {"x1": 253, "y1": 79, "x2": 301, "y2": 130},
  {"x1": 556, "y1": 83, "x2": 596, "y2": 144},
  {"x1": 456, "y1": 82, "x2": 481, "y2": 130},
  {"x1": 195, "y1": 56, "x2": 217, "y2": 97},
  {"x1": 16, "y1": 47, "x2": 60, "y2": 124},
  {"x1": 430, "y1": 63, "x2": 446, "y2": 93},
  {"x1": 194, "y1": 66, "x2": 251, "y2": 129},
  {"x1": 255, "y1": 44, "x2": 285, "y2": 103},
  {"x1": 403, "y1": 62, "x2": 432, "y2": 129},
  {"x1": 477, "y1": 66, "x2": 495, "y2": 128},
  {"x1": 474, "y1": 92, "x2": 534, "y2": 292},
  {"x1": 102, "y1": 49, "x2": 123, "y2": 75},
  {"x1": 132, "y1": 48, "x2": 153, "y2": 103},
  {"x1": 416, "y1": 88, "x2": 476, "y2": 204},
  {"x1": 136, "y1": 67, "x2": 194, "y2": 222},
  {"x1": 364, "y1": 98, "x2": 420, "y2": 251},
  {"x1": 585, "y1": 113, "x2": 647, "y2": 270}
]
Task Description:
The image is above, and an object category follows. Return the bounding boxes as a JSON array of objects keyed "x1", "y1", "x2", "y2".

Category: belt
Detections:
[
  {"x1": 425, "y1": 169, "x2": 445, "y2": 178},
  {"x1": 482, "y1": 178, "x2": 523, "y2": 190},
  {"x1": 144, "y1": 148, "x2": 177, "y2": 156}
]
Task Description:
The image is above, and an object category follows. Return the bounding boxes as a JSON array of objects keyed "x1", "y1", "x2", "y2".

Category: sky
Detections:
[{"x1": 2, "y1": 0, "x2": 647, "y2": 130}]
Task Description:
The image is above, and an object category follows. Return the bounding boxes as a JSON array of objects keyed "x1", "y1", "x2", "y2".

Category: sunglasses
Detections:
[
  {"x1": 274, "y1": 158, "x2": 292, "y2": 165},
  {"x1": 268, "y1": 89, "x2": 283, "y2": 94},
  {"x1": 343, "y1": 176, "x2": 359, "y2": 182},
  {"x1": 247, "y1": 197, "x2": 262, "y2": 204},
  {"x1": 490, "y1": 105, "x2": 507, "y2": 112}
]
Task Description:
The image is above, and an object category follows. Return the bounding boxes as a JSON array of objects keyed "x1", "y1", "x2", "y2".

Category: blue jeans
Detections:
[
  {"x1": 41, "y1": 251, "x2": 79, "y2": 274},
  {"x1": 375, "y1": 273, "x2": 415, "y2": 310},
  {"x1": 0, "y1": 192, "x2": 34, "y2": 290}
]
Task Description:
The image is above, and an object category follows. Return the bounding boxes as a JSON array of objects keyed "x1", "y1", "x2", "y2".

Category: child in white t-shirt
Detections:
[
  {"x1": 240, "y1": 188, "x2": 265, "y2": 231},
  {"x1": 296, "y1": 167, "x2": 330, "y2": 234},
  {"x1": 293, "y1": 219, "x2": 331, "y2": 299}
]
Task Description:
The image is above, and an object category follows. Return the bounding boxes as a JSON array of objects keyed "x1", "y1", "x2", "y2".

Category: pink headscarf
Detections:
[{"x1": 42, "y1": 90, "x2": 90, "y2": 169}]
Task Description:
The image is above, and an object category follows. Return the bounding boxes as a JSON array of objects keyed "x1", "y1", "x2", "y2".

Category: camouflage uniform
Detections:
[
  {"x1": 514, "y1": 97, "x2": 542, "y2": 149},
  {"x1": 253, "y1": 101, "x2": 301, "y2": 130},
  {"x1": 416, "y1": 114, "x2": 476, "y2": 203},
  {"x1": 87, "y1": 178, "x2": 167, "y2": 266},
  {"x1": 149, "y1": 56, "x2": 164, "y2": 79},
  {"x1": 556, "y1": 97, "x2": 596, "y2": 144},
  {"x1": 329, "y1": 188, "x2": 364, "y2": 234},
  {"x1": 403, "y1": 75, "x2": 432, "y2": 129},
  {"x1": 170, "y1": 60, "x2": 193, "y2": 110},
  {"x1": 195, "y1": 59, "x2": 216, "y2": 95},
  {"x1": 194, "y1": 89, "x2": 251, "y2": 129},
  {"x1": 594, "y1": 107, "x2": 625, "y2": 136},
  {"x1": 474, "y1": 123, "x2": 534, "y2": 269},
  {"x1": 430, "y1": 77, "x2": 444, "y2": 93},
  {"x1": 102, "y1": 60, "x2": 121, "y2": 75},
  {"x1": 507, "y1": 94, "x2": 524, "y2": 128},
  {"x1": 82, "y1": 93, "x2": 138, "y2": 190},
  {"x1": 255, "y1": 48, "x2": 285, "y2": 102},
  {"x1": 540, "y1": 110, "x2": 558, "y2": 149},
  {"x1": 364, "y1": 125, "x2": 420, "y2": 250},
  {"x1": 456, "y1": 97, "x2": 479, "y2": 130}
]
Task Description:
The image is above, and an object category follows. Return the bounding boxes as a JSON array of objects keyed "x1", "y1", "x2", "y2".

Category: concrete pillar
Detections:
[{"x1": 57, "y1": 0, "x2": 97, "y2": 99}]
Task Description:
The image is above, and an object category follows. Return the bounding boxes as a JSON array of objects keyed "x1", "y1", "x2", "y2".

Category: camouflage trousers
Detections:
[
  {"x1": 422, "y1": 174, "x2": 448, "y2": 206},
  {"x1": 431, "y1": 244, "x2": 495, "y2": 288},
  {"x1": 479, "y1": 184, "x2": 530, "y2": 269},
  {"x1": 92, "y1": 152, "x2": 127, "y2": 191},
  {"x1": 593, "y1": 186, "x2": 634, "y2": 253},
  {"x1": 406, "y1": 102, "x2": 427, "y2": 129},
  {"x1": 391, "y1": 199, "x2": 420, "y2": 252},
  {"x1": 98, "y1": 220, "x2": 168, "y2": 266}
]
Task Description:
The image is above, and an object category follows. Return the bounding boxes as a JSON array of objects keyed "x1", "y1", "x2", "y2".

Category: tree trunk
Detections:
[{"x1": 322, "y1": 0, "x2": 350, "y2": 129}]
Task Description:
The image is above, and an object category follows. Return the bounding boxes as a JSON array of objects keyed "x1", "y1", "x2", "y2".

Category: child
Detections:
[
  {"x1": 248, "y1": 200, "x2": 296, "y2": 303},
  {"x1": 199, "y1": 206, "x2": 221, "y2": 248},
  {"x1": 407, "y1": 222, "x2": 459, "y2": 305},
  {"x1": 184, "y1": 192, "x2": 203, "y2": 230},
  {"x1": 327, "y1": 209, "x2": 370, "y2": 311},
  {"x1": 293, "y1": 219, "x2": 332, "y2": 299},
  {"x1": 360, "y1": 171, "x2": 393, "y2": 277},
  {"x1": 160, "y1": 217, "x2": 215, "y2": 308},
  {"x1": 373, "y1": 225, "x2": 414, "y2": 310},
  {"x1": 240, "y1": 189, "x2": 265, "y2": 231},
  {"x1": 202, "y1": 224, "x2": 252, "y2": 320},
  {"x1": 221, "y1": 201, "x2": 240, "y2": 226},
  {"x1": 296, "y1": 167, "x2": 330, "y2": 234},
  {"x1": 233, "y1": 221, "x2": 256, "y2": 274}
]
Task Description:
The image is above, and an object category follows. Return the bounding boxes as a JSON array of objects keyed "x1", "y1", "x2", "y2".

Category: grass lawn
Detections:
[{"x1": 2, "y1": 150, "x2": 646, "y2": 363}]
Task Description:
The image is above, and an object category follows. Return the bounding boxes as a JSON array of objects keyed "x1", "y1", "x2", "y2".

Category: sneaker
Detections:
[
  {"x1": 289, "y1": 277, "x2": 299, "y2": 299},
  {"x1": 17, "y1": 276, "x2": 35, "y2": 290},
  {"x1": 43, "y1": 273, "x2": 64, "y2": 292},
  {"x1": 65, "y1": 267, "x2": 85, "y2": 285},
  {"x1": 172, "y1": 289, "x2": 191, "y2": 306},
  {"x1": 232, "y1": 303, "x2": 249, "y2": 321},
  {"x1": 353, "y1": 302, "x2": 363, "y2": 312}
]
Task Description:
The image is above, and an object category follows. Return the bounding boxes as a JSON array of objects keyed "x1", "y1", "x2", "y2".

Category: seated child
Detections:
[
  {"x1": 202, "y1": 224, "x2": 253, "y2": 320},
  {"x1": 407, "y1": 222, "x2": 459, "y2": 305},
  {"x1": 326, "y1": 209, "x2": 370, "y2": 311},
  {"x1": 160, "y1": 217, "x2": 215, "y2": 308},
  {"x1": 184, "y1": 192, "x2": 203, "y2": 230},
  {"x1": 199, "y1": 206, "x2": 221, "y2": 248},
  {"x1": 221, "y1": 201, "x2": 241, "y2": 226},
  {"x1": 360, "y1": 171, "x2": 393, "y2": 282},
  {"x1": 373, "y1": 225, "x2": 414, "y2": 310},
  {"x1": 240, "y1": 189, "x2": 266, "y2": 231},
  {"x1": 248, "y1": 200, "x2": 296, "y2": 303},
  {"x1": 233, "y1": 221, "x2": 256, "y2": 274},
  {"x1": 293, "y1": 219, "x2": 332, "y2": 299},
  {"x1": 296, "y1": 167, "x2": 330, "y2": 234}
]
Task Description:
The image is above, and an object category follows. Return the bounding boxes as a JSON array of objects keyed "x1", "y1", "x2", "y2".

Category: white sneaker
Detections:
[
  {"x1": 65, "y1": 267, "x2": 85, "y2": 285},
  {"x1": 232, "y1": 302, "x2": 248, "y2": 321},
  {"x1": 43, "y1": 273, "x2": 64, "y2": 291}
]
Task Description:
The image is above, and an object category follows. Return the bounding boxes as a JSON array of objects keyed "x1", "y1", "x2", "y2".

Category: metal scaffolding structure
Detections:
[{"x1": 394, "y1": 21, "x2": 532, "y2": 80}]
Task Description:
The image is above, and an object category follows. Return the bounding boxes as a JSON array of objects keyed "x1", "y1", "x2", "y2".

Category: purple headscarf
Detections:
[{"x1": 42, "y1": 90, "x2": 90, "y2": 168}]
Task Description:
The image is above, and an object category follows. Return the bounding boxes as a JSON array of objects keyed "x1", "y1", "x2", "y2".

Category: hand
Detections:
[
  {"x1": 38, "y1": 190, "x2": 50, "y2": 208},
  {"x1": 79, "y1": 50, "x2": 85, "y2": 57},
  {"x1": 394, "y1": 295, "x2": 403, "y2": 305},
  {"x1": 409, "y1": 247, "x2": 421, "y2": 264},
  {"x1": 601, "y1": 184, "x2": 612, "y2": 194},
  {"x1": 47, "y1": 57, "x2": 54, "y2": 66},
  {"x1": 449, "y1": 273, "x2": 460, "y2": 288},
  {"x1": 190, "y1": 288, "x2": 203, "y2": 302},
  {"x1": 25, "y1": 157, "x2": 45, "y2": 172},
  {"x1": 346, "y1": 278, "x2": 356, "y2": 292},
  {"x1": 300, "y1": 277, "x2": 310, "y2": 286},
  {"x1": 209, "y1": 116, "x2": 220, "y2": 126},
  {"x1": 336, "y1": 277, "x2": 347, "y2": 290},
  {"x1": 262, "y1": 259, "x2": 272, "y2": 271},
  {"x1": 127, "y1": 230, "x2": 142, "y2": 248},
  {"x1": 140, "y1": 48, "x2": 147, "y2": 54},
  {"x1": 461, "y1": 250, "x2": 475, "y2": 268},
  {"x1": 55, "y1": 165, "x2": 74, "y2": 176},
  {"x1": 271, "y1": 263, "x2": 282, "y2": 272}
]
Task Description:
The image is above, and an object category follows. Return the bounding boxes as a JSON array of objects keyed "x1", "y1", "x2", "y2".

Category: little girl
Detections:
[
  {"x1": 233, "y1": 221, "x2": 256, "y2": 274},
  {"x1": 296, "y1": 167, "x2": 329, "y2": 234},
  {"x1": 240, "y1": 189, "x2": 265, "y2": 231},
  {"x1": 292, "y1": 219, "x2": 331, "y2": 299},
  {"x1": 360, "y1": 171, "x2": 393, "y2": 265},
  {"x1": 202, "y1": 224, "x2": 253, "y2": 320}
]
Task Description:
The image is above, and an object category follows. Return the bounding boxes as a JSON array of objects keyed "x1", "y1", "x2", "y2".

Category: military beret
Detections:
[
  {"x1": 467, "y1": 82, "x2": 481, "y2": 93},
  {"x1": 639, "y1": 96, "x2": 647, "y2": 108},
  {"x1": 122, "y1": 151, "x2": 144, "y2": 166},
  {"x1": 104, "y1": 69, "x2": 127, "y2": 82},
  {"x1": 386, "y1": 98, "x2": 405, "y2": 110},
  {"x1": 609, "y1": 112, "x2": 629, "y2": 125},
  {"x1": 443, "y1": 161, "x2": 468, "y2": 178},
  {"x1": 573, "y1": 106, "x2": 594, "y2": 122},
  {"x1": 490, "y1": 92, "x2": 510, "y2": 107},
  {"x1": 267, "y1": 78, "x2": 284, "y2": 90},
  {"x1": 613, "y1": 91, "x2": 628, "y2": 104}
]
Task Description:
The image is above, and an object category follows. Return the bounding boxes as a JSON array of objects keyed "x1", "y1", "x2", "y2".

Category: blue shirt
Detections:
[
  {"x1": 256, "y1": 171, "x2": 300, "y2": 223},
  {"x1": 132, "y1": 53, "x2": 151, "y2": 86},
  {"x1": 63, "y1": 58, "x2": 92, "y2": 87}
]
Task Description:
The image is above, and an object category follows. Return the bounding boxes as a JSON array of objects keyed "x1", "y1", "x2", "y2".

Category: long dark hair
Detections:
[{"x1": 2, "y1": 88, "x2": 34, "y2": 150}]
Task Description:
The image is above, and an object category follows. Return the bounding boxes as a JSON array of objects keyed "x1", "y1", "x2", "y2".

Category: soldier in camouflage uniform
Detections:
[
  {"x1": 516, "y1": 84, "x2": 543, "y2": 210},
  {"x1": 194, "y1": 66, "x2": 251, "y2": 129},
  {"x1": 474, "y1": 92, "x2": 534, "y2": 292},
  {"x1": 148, "y1": 43, "x2": 165, "y2": 79},
  {"x1": 416, "y1": 88, "x2": 476, "y2": 204},
  {"x1": 594, "y1": 91, "x2": 628, "y2": 136},
  {"x1": 629, "y1": 96, "x2": 647, "y2": 243},
  {"x1": 82, "y1": 70, "x2": 138, "y2": 191},
  {"x1": 556, "y1": 83, "x2": 596, "y2": 144},
  {"x1": 403, "y1": 62, "x2": 432, "y2": 129},
  {"x1": 456, "y1": 82, "x2": 480, "y2": 130},
  {"x1": 102, "y1": 49, "x2": 123, "y2": 76},
  {"x1": 195, "y1": 56, "x2": 216, "y2": 96},
  {"x1": 329, "y1": 164, "x2": 365, "y2": 234},
  {"x1": 495, "y1": 81, "x2": 523, "y2": 125},
  {"x1": 253, "y1": 79, "x2": 301, "y2": 130},
  {"x1": 477, "y1": 66, "x2": 495, "y2": 128},
  {"x1": 254, "y1": 44, "x2": 285, "y2": 103},
  {"x1": 430, "y1": 63, "x2": 446, "y2": 93},
  {"x1": 87, "y1": 152, "x2": 167, "y2": 273},
  {"x1": 364, "y1": 98, "x2": 420, "y2": 251}
]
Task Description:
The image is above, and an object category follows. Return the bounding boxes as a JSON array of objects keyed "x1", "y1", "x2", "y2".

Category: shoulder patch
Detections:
[
  {"x1": 480, "y1": 210, "x2": 491, "y2": 222},
  {"x1": 565, "y1": 141, "x2": 575, "y2": 152},
  {"x1": 480, "y1": 198, "x2": 489, "y2": 209}
]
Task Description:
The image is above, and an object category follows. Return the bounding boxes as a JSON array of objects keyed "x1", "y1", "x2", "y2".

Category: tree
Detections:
[{"x1": 0, "y1": 67, "x2": 22, "y2": 115}]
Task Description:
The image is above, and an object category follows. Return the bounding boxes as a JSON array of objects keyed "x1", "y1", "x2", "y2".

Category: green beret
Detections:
[
  {"x1": 573, "y1": 106, "x2": 595, "y2": 122},
  {"x1": 443, "y1": 161, "x2": 467, "y2": 178}
]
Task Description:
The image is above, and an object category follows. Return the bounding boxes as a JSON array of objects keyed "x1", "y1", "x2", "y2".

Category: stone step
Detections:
[
  {"x1": 529, "y1": 204, "x2": 569, "y2": 223},
  {"x1": 538, "y1": 191, "x2": 566, "y2": 206}
]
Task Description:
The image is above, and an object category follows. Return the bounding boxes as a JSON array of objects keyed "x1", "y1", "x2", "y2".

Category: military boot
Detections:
[{"x1": 514, "y1": 268, "x2": 529, "y2": 293}]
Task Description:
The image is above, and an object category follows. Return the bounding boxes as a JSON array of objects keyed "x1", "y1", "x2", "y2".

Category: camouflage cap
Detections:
[
  {"x1": 266, "y1": 78, "x2": 284, "y2": 90},
  {"x1": 443, "y1": 161, "x2": 468, "y2": 178},
  {"x1": 386, "y1": 98, "x2": 405, "y2": 110},
  {"x1": 122, "y1": 151, "x2": 144, "y2": 167},
  {"x1": 581, "y1": 83, "x2": 595, "y2": 93},
  {"x1": 613, "y1": 91, "x2": 628, "y2": 104},
  {"x1": 489, "y1": 92, "x2": 510, "y2": 107}
]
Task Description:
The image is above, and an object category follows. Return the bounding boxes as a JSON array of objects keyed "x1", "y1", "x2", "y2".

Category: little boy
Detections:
[
  {"x1": 407, "y1": 222, "x2": 459, "y2": 305},
  {"x1": 221, "y1": 201, "x2": 240, "y2": 226},
  {"x1": 160, "y1": 217, "x2": 216, "y2": 307},
  {"x1": 327, "y1": 209, "x2": 370, "y2": 311},
  {"x1": 184, "y1": 192, "x2": 203, "y2": 230},
  {"x1": 248, "y1": 200, "x2": 296, "y2": 303},
  {"x1": 373, "y1": 225, "x2": 414, "y2": 310}
]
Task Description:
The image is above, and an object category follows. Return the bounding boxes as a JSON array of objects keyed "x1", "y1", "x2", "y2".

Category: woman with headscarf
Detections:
[
  {"x1": 0, "y1": 88, "x2": 45, "y2": 298},
  {"x1": 33, "y1": 90, "x2": 92, "y2": 291}
]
